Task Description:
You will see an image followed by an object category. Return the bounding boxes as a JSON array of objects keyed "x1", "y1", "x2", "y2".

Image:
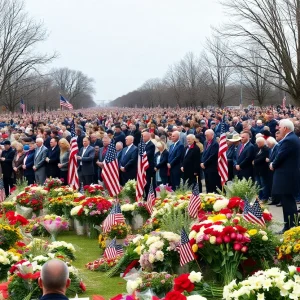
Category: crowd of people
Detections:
[{"x1": 0, "y1": 105, "x2": 299, "y2": 232}]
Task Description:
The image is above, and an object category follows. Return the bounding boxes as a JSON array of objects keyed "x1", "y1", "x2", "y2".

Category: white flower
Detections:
[
  {"x1": 149, "y1": 241, "x2": 164, "y2": 251},
  {"x1": 189, "y1": 230, "x2": 197, "y2": 240},
  {"x1": 121, "y1": 204, "x2": 135, "y2": 212},
  {"x1": 155, "y1": 250, "x2": 164, "y2": 261},
  {"x1": 213, "y1": 199, "x2": 229, "y2": 211},
  {"x1": 262, "y1": 235, "x2": 268, "y2": 241},
  {"x1": 126, "y1": 278, "x2": 142, "y2": 294},
  {"x1": 188, "y1": 271, "x2": 203, "y2": 283},
  {"x1": 187, "y1": 296, "x2": 207, "y2": 300},
  {"x1": 289, "y1": 266, "x2": 297, "y2": 275},
  {"x1": 148, "y1": 253, "x2": 155, "y2": 264},
  {"x1": 70, "y1": 205, "x2": 83, "y2": 216},
  {"x1": 146, "y1": 236, "x2": 161, "y2": 245},
  {"x1": 132, "y1": 235, "x2": 144, "y2": 244}
]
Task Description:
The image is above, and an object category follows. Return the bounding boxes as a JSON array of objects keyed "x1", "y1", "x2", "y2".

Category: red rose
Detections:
[
  {"x1": 174, "y1": 274, "x2": 194, "y2": 293},
  {"x1": 165, "y1": 291, "x2": 186, "y2": 300},
  {"x1": 263, "y1": 212, "x2": 272, "y2": 221},
  {"x1": 297, "y1": 267, "x2": 300, "y2": 273},
  {"x1": 79, "y1": 281, "x2": 86, "y2": 291}
]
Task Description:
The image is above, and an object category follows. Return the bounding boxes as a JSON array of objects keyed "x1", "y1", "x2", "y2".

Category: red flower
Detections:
[
  {"x1": 219, "y1": 208, "x2": 232, "y2": 215},
  {"x1": 165, "y1": 291, "x2": 186, "y2": 300},
  {"x1": 174, "y1": 274, "x2": 194, "y2": 293},
  {"x1": 17, "y1": 271, "x2": 40, "y2": 280},
  {"x1": 228, "y1": 197, "x2": 242, "y2": 209},
  {"x1": 235, "y1": 225, "x2": 247, "y2": 234},
  {"x1": 79, "y1": 281, "x2": 86, "y2": 291},
  {"x1": 297, "y1": 267, "x2": 300, "y2": 273},
  {"x1": 263, "y1": 212, "x2": 272, "y2": 221}
]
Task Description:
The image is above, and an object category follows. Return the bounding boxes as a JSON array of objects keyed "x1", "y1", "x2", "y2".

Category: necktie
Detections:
[
  {"x1": 102, "y1": 146, "x2": 108, "y2": 156},
  {"x1": 205, "y1": 141, "x2": 211, "y2": 150},
  {"x1": 185, "y1": 146, "x2": 190, "y2": 156},
  {"x1": 239, "y1": 144, "x2": 244, "y2": 156}
]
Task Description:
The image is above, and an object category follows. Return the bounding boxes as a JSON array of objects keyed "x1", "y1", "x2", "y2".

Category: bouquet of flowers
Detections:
[
  {"x1": 121, "y1": 202, "x2": 136, "y2": 223},
  {"x1": 0, "y1": 249, "x2": 19, "y2": 279},
  {"x1": 199, "y1": 193, "x2": 228, "y2": 213},
  {"x1": 24, "y1": 184, "x2": 48, "y2": 195},
  {"x1": 155, "y1": 184, "x2": 173, "y2": 199},
  {"x1": 44, "y1": 178, "x2": 63, "y2": 190},
  {"x1": 223, "y1": 266, "x2": 300, "y2": 300},
  {"x1": 127, "y1": 272, "x2": 175, "y2": 297},
  {"x1": 0, "y1": 223, "x2": 23, "y2": 250},
  {"x1": 47, "y1": 241, "x2": 76, "y2": 261},
  {"x1": 121, "y1": 179, "x2": 137, "y2": 203},
  {"x1": 107, "y1": 222, "x2": 130, "y2": 239},
  {"x1": 1, "y1": 200, "x2": 16, "y2": 213},
  {"x1": 5, "y1": 211, "x2": 28, "y2": 226},
  {"x1": 48, "y1": 194, "x2": 81, "y2": 217},
  {"x1": 278, "y1": 226, "x2": 300, "y2": 262},
  {"x1": 41, "y1": 214, "x2": 69, "y2": 241},
  {"x1": 189, "y1": 216, "x2": 250, "y2": 284},
  {"x1": 16, "y1": 190, "x2": 44, "y2": 216},
  {"x1": 83, "y1": 184, "x2": 105, "y2": 196},
  {"x1": 85, "y1": 255, "x2": 122, "y2": 271}
]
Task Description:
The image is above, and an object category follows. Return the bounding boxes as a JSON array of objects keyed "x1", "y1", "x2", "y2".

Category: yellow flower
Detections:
[
  {"x1": 192, "y1": 244, "x2": 198, "y2": 253},
  {"x1": 294, "y1": 244, "x2": 300, "y2": 252},
  {"x1": 248, "y1": 229, "x2": 258, "y2": 236},
  {"x1": 286, "y1": 246, "x2": 292, "y2": 255},
  {"x1": 208, "y1": 214, "x2": 227, "y2": 223}
]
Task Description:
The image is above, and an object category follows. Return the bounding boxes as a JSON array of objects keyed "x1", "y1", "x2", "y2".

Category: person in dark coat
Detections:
[
  {"x1": 114, "y1": 125, "x2": 126, "y2": 146},
  {"x1": 142, "y1": 131, "x2": 156, "y2": 197},
  {"x1": 1, "y1": 141, "x2": 15, "y2": 197},
  {"x1": 12, "y1": 143, "x2": 25, "y2": 182},
  {"x1": 253, "y1": 137, "x2": 270, "y2": 201},
  {"x1": 154, "y1": 141, "x2": 169, "y2": 186},
  {"x1": 181, "y1": 134, "x2": 200, "y2": 187},
  {"x1": 232, "y1": 117, "x2": 243, "y2": 134},
  {"x1": 76, "y1": 128, "x2": 85, "y2": 150},
  {"x1": 22, "y1": 143, "x2": 36, "y2": 185},
  {"x1": 119, "y1": 135, "x2": 138, "y2": 186},
  {"x1": 90, "y1": 133, "x2": 103, "y2": 148},
  {"x1": 167, "y1": 131, "x2": 184, "y2": 190},
  {"x1": 96, "y1": 136, "x2": 110, "y2": 182},
  {"x1": 234, "y1": 131, "x2": 255, "y2": 180},
  {"x1": 226, "y1": 134, "x2": 241, "y2": 181},
  {"x1": 270, "y1": 119, "x2": 300, "y2": 233},
  {"x1": 45, "y1": 138, "x2": 60, "y2": 178},
  {"x1": 201, "y1": 129, "x2": 221, "y2": 193},
  {"x1": 266, "y1": 137, "x2": 280, "y2": 205},
  {"x1": 128, "y1": 124, "x2": 141, "y2": 147},
  {"x1": 265, "y1": 114, "x2": 278, "y2": 137}
]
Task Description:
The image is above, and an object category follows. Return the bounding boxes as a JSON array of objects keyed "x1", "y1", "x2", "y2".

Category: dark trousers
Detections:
[
  {"x1": 79, "y1": 174, "x2": 94, "y2": 186},
  {"x1": 60, "y1": 170, "x2": 68, "y2": 186},
  {"x1": 25, "y1": 175, "x2": 35, "y2": 185},
  {"x1": 204, "y1": 171, "x2": 221, "y2": 193},
  {"x1": 274, "y1": 194, "x2": 298, "y2": 230},
  {"x1": 255, "y1": 175, "x2": 270, "y2": 200},
  {"x1": 3, "y1": 177, "x2": 13, "y2": 197},
  {"x1": 170, "y1": 168, "x2": 181, "y2": 191},
  {"x1": 182, "y1": 173, "x2": 196, "y2": 188}
]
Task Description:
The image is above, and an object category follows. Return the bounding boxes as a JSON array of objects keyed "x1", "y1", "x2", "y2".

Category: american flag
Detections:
[
  {"x1": 243, "y1": 199, "x2": 265, "y2": 227},
  {"x1": 104, "y1": 237, "x2": 124, "y2": 259},
  {"x1": 218, "y1": 115, "x2": 228, "y2": 186},
  {"x1": 145, "y1": 180, "x2": 156, "y2": 215},
  {"x1": 102, "y1": 203, "x2": 125, "y2": 233},
  {"x1": 136, "y1": 141, "x2": 149, "y2": 201},
  {"x1": 101, "y1": 142, "x2": 121, "y2": 197},
  {"x1": 178, "y1": 228, "x2": 195, "y2": 266},
  {"x1": 20, "y1": 98, "x2": 25, "y2": 113},
  {"x1": 60, "y1": 95, "x2": 73, "y2": 110},
  {"x1": 188, "y1": 183, "x2": 200, "y2": 218},
  {"x1": 68, "y1": 119, "x2": 79, "y2": 190}
]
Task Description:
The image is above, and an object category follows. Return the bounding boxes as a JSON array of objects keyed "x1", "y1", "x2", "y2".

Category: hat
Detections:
[
  {"x1": 23, "y1": 145, "x2": 30, "y2": 151},
  {"x1": 3, "y1": 140, "x2": 11, "y2": 145},
  {"x1": 2, "y1": 134, "x2": 8, "y2": 139},
  {"x1": 227, "y1": 134, "x2": 241, "y2": 142}
]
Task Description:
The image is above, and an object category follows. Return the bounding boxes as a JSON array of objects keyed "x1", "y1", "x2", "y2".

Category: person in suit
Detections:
[
  {"x1": 181, "y1": 134, "x2": 200, "y2": 187},
  {"x1": 234, "y1": 131, "x2": 255, "y2": 180},
  {"x1": 142, "y1": 131, "x2": 156, "y2": 197},
  {"x1": 167, "y1": 131, "x2": 184, "y2": 190},
  {"x1": 33, "y1": 138, "x2": 48, "y2": 185},
  {"x1": 232, "y1": 117, "x2": 243, "y2": 134},
  {"x1": 38, "y1": 259, "x2": 70, "y2": 300},
  {"x1": 45, "y1": 137, "x2": 60, "y2": 179},
  {"x1": 226, "y1": 134, "x2": 241, "y2": 181},
  {"x1": 96, "y1": 136, "x2": 110, "y2": 182},
  {"x1": 201, "y1": 129, "x2": 221, "y2": 193},
  {"x1": 114, "y1": 125, "x2": 126, "y2": 146},
  {"x1": 1, "y1": 140, "x2": 15, "y2": 197},
  {"x1": 119, "y1": 135, "x2": 138, "y2": 185},
  {"x1": 12, "y1": 143, "x2": 25, "y2": 182},
  {"x1": 77, "y1": 137, "x2": 95, "y2": 186},
  {"x1": 22, "y1": 142, "x2": 36, "y2": 185},
  {"x1": 266, "y1": 137, "x2": 280, "y2": 205},
  {"x1": 90, "y1": 133, "x2": 103, "y2": 148},
  {"x1": 270, "y1": 119, "x2": 300, "y2": 233},
  {"x1": 154, "y1": 141, "x2": 169, "y2": 186},
  {"x1": 253, "y1": 137, "x2": 270, "y2": 201},
  {"x1": 58, "y1": 138, "x2": 70, "y2": 186},
  {"x1": 128, "y1": 124, "x2": 141, "y2": 147},
  {"x1": 116, "y1": 142, "x2": 123, "y2": 163}
]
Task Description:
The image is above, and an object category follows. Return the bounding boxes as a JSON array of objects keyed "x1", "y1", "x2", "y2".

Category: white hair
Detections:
[
  {"x1": 256, "y1": 137, "x2": 266, "y2": 145},
  {"x1": 36, "y1": 137, "x2": 44, "y2": 143},
  {"x1": 266, "y1": 136, "x2": 277, "y2": 146},
  {"x1": 186, "y1": 134, "x2": 196, "y2": 140},
  {"x1": 279, "y1": 119, "x2": 294, "y2": 131},
  {"x1": 255, "y1": 133, "x2": 263, "y2": 138},
  {"x1": 206, "y1": 129, "x2": 215, "y2": 137},
  {"x1": 116, "y1": 141, "x2": 123, "y2": 148}
]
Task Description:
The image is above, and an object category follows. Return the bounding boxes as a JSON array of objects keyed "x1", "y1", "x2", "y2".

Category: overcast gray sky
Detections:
[{"x1": 25, "y1": 0, "x2": 225, "y2": 103}]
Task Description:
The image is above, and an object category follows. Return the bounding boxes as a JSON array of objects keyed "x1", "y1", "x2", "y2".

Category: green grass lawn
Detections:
[{"x1": 58, "y1": 231, "x2": 126, "y2": 300}]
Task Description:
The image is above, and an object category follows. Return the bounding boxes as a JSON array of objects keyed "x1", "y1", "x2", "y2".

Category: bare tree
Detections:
[
  {"x1": 203, "y1": 37, "x2": 233, "y2": 108},
  {"x1": 0, "y1": 0, "x2": 55, "y2": 104},
  {"x1": 217, "y1": 0, "x2": 300, "y2": 104},
  {"x1": 51, "y1": 67, "x2": 95, "y2": 108}
]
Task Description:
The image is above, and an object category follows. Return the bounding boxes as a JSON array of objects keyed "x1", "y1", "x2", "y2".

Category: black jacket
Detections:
[
  {"x1": 1, "y1": 147, "x2": 15, "y2": 178},
  {"x1": 154, "y1": 150, "x2": 169, "y2": 178},
  {"x1": 181, "y1": 143, "x2": 200, "y2": 177},
  {"x1": 46, "y1": 146, "x2": 60, "y2": 178},
  {"x1": 253, "y1": 145, "x2": 269, "y2": 177}
]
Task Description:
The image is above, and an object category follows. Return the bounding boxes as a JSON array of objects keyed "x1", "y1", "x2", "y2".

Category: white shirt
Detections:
[
  {"x1": 125, "y1": 144, "x2": 133, "y2": 155},
  {"x1": 81, "y1": 147, "x2": 88, "y2": 165}
]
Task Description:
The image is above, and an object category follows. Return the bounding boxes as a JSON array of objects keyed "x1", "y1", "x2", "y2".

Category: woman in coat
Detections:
[
  {"x1": 154, "y1": 141, "x2": 169, "y2": 186},
  {"x1": 12, "y1": 143, "x2": 25, "y2": 182},
  {"x1": 22, "y1": 142, "x2": 36, "y2": 185},
  {"x1": 58, "y1": 138, "x2": 70, "y2": 186}
]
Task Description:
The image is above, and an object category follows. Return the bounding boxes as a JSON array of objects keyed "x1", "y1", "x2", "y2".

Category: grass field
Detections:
[{"x1": 58, "y1": 231, "x2": 126, "y2": 300}]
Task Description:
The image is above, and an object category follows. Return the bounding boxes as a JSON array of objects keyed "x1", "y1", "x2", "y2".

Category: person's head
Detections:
[
  {"x1": 186, "y1": 134, "x2": 196, "y2": 146},
  {"x1": 58, "y1": 138, "x2": 70, "y2": 151},
  {"x1": 38, "y1": 259, "x2": 70, "y2": 296},
  {"x1": 29, "y1": 140, "x2": 36, "y2": 151},
  {"x1": 50, "y1": 130, "x2": 58, "y2": 138},
  {"x1": 156, "y1": 141, "x2": 166, "y2": 152},
  {"x1": 83, "y1": 137, "x2": 90, "y2": 148},
  {"x1": 233, "y1": 117, "x2": 239, "y2": 123},
  {"x1": 102, "y1": 136, "x2": 111, "y2": 147},
  {"x1": 242, "y1": 121, "x2": 250, "y2": 130},
  {"x1": 275, "y1": 130, "x2": 281, "y2": 142},
  {"x1": 106, "y1": 129, "x2": 114, "y2": 139},
  {"x1": 116, "y1": 141, "x2": 123, "y2": 151},
  {"x1": 121, "y1": 124, "x2": 128, "y2": 132},
  {"x1": 36, "y1": 137, "x2": 44, "y2": 148},
  {"x1": 125, "y1": 135, "x2": 134, "y2": 147},
  {"x1": 266, "y1": 137, "x2": 277, "y2": 148},
  {"x1": 130, "y1": 124, "x2": 136, "y2": 131},
  {"x1": 115, "y1": 125, "x2": 121, "y2": 133},
  {"x1": 15, "y1": 143, "x2": 23, "y2": 153},
  {"x1": 256, "y1": 137, "x2": 266, "y2": 148},
  {"x1": 256, "y1": 120, "x2": 263, "y2": 127},
  {"x1": 205, "y1": 129, "x2": 214, "y2": 142},
  {"x1": 278, "y1": 119, "x2": 294, "y2": 140},
  {"x1": 229, "y1": 126, "x2": 235, "y2": 133},
  {"x1": 240, "y1": 131, "x2": 251, "y2": 144},
  {"x1": 142, "y1": 131, "x2": 151, "y2": 143},
  {"x1": 171, "y1": 131, "x2": 180, "y2": 143},
  {"x1": 90, "y1": 133, "x2": 97, "y2": 143},
  {"x1": 50, "y1": 138, "x2": 58, "y2": 148}
]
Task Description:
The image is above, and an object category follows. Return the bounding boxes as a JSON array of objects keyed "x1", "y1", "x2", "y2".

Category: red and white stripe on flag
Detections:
[
  {"x1": 136, "y1": 149, "x2": 149, "y2": 201},
  {"x1": 68, "y1": 137, "x2": 79, "y2": 190},
  {"x1": 218, "y1": 133, "x2": 228, "y2": 186}
]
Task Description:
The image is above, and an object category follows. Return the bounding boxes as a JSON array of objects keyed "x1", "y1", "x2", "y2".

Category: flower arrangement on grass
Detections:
[
  {"x1": 155, "y1": 184, "x2": 173, "y2": 199},
  {"x1": 107, "y1": 222, "x2": 130, "y2": 239},
  {"x1": 41, "y1": 214, "x2": 69, "y2": 241},
  {"x1": 47, "y1": 241, "x2": 76, "y2": 261},
  {"x1": 83, "y1": 184, "x2": 105, "y2": 197},
  {"x1": 4, "y1": 211, "x2": 28, "y2": 226},
  {"x1": 126, "y1": 272, "x2": 175, "y2": 297},
  {"x1": 0, "y1": 249, "x2": 20, "y2": 280},
  {"x1": 85, "y1": 255, "x2": 122, "y2": 272},
  {"x1": 0, "y1": 200, "x2": 16, "y2": 213},
  {"x1": 24, "y1": 184, "x2": 48, "y2": 195},
  {"x1": 16, "y1": 190, "x2": 44, "y2": 216},
  {"x1": 120, "y1": 179, "x2": 137, "y2": 203},
  {"x1": 277, "y1": 226, "x2": 300, "y2": 262},
  {"x1": 223, "y1": 266, "x2": 300, "y2": 300},
  {"x1": 0, "y1": 223, "x2": 23, "y2": 251},
  {"x1": 189, "y1": 217, "x2": 250, "y2": 284},
  {"x1": 25, "y1": 218, "x2": 50, "y2": 237},
  {"x1": 44, "y1": 178, "x2": 63, "y2": 190}
]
